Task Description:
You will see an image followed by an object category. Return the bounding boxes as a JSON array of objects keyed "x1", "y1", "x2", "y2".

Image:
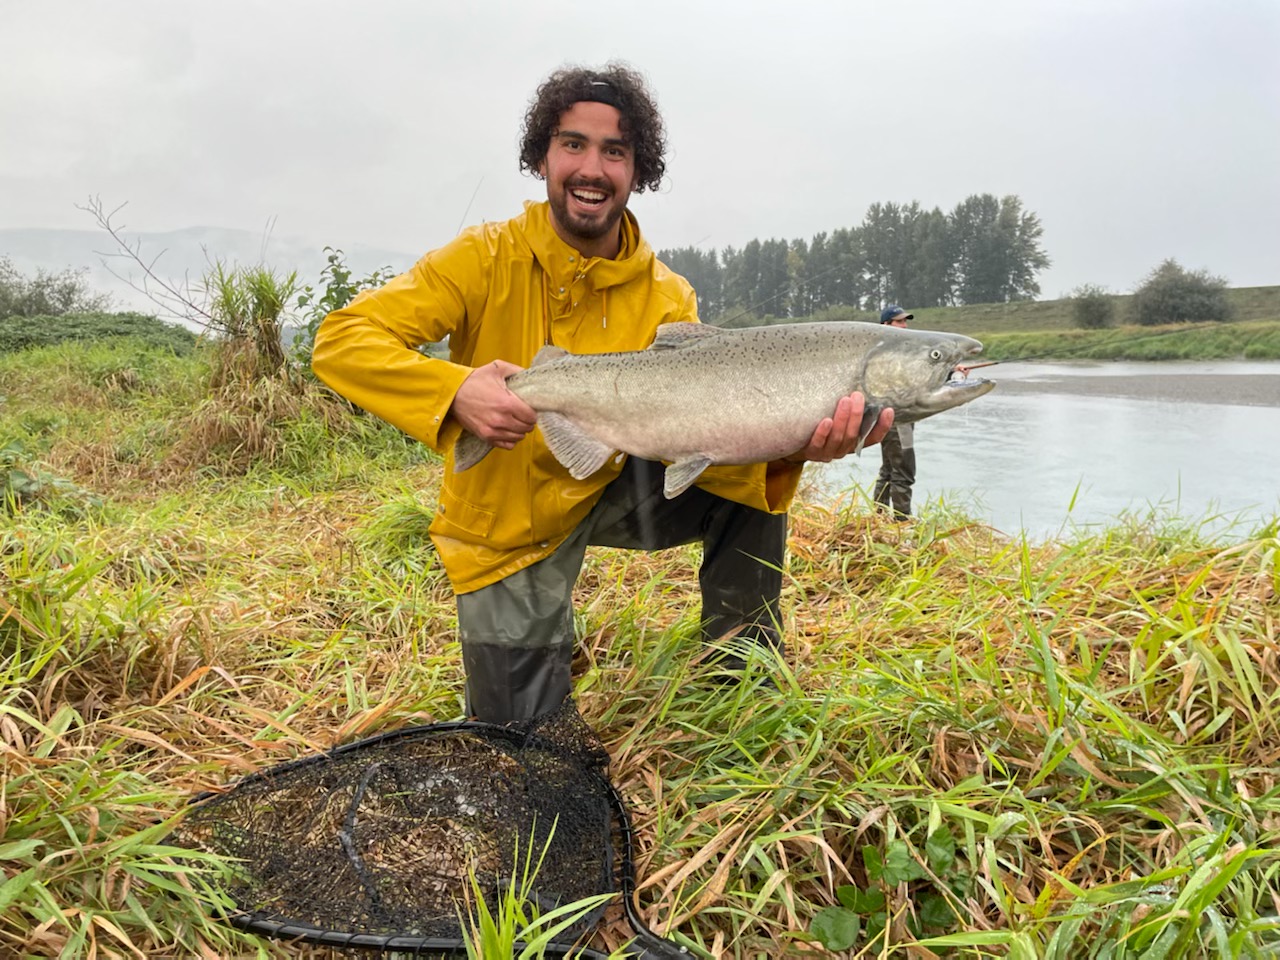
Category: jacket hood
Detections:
[{"x1": 520, "y1": 200, "x2": 653, "y2": 292}]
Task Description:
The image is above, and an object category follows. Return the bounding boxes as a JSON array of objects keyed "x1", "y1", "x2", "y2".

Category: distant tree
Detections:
[
  {"x1": 949, "y1": 194, "x2": 1050, "y2": 304},
  {"x1": 1130, "y1": 259, "x2": 1233, "y2": 326},
  {"x1": 860, "y1": 201, "x2": 909, "y2": 308},
  {"x1": 657, "y1": 245, "x2": 723, "y2": 320},
  {"x1": 787, "y1": 238, "x2": 813, "y2": 317},
  {"x1": 0, "y1": 256, "x2": 113, "y2": 319},
  {"x1": 900, "y1": 203, "x2": 955, "y2": 308},
  {"x1": 722, "y1": 239, "x2": 761, "y2": 319},
  {"x1": 755, "y1": 239, "x2": 791, "y2": 318},
  {"x1": 1068, "y1": 284, "x2": 1115, "y2": 329},
  {"x1": 825, "y1": 227, "x2": 867, "y2": 310}
]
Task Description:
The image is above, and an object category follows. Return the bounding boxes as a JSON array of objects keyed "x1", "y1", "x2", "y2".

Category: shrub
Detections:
[
  {"x1": 294, "y1": 248, "x2": 397, "y2": 363},
  {"x1": 1130, "y1": 259, "x2": 1233, "y2": 326},
  {"x1": 203, "y1": 261, "x2": 299, "y2": 385},
  {"x1": 0, "y1": 311, "x2": 198, "y2": 354},
  {"x1": 0, "y1": 256, "x2": 112, "y2": 319},
  {"x1": 1068, "y1": 284, "x2": 1115, "y2": 329}
]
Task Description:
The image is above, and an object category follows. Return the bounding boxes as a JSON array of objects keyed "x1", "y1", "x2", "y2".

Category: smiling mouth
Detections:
[{"x1": 569, "y1": 186, "x2": 609, "y2": 207}]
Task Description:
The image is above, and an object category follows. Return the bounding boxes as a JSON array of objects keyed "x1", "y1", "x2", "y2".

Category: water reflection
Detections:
[{"x1": 821, "y1": 362, "x2": 1280, "y2": 540}]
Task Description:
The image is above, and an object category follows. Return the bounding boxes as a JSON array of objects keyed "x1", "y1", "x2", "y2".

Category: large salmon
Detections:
[{"x1": 454, "y1": 321, "x2": 995, "y2": 498}]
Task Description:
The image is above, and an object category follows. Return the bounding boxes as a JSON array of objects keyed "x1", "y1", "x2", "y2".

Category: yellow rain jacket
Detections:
[{"x1": 312, "y1": 201, "x2": 802, "y2": 594}]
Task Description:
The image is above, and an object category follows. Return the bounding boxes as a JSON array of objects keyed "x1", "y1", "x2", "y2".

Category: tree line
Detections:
[{"x1": 658, "y1": 193, "x2": 1049, "y2": 325}]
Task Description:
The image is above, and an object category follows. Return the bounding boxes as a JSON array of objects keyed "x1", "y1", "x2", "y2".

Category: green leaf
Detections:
[
  {"x1": 837, "y1": 884, "x2": 886, "y2": 914},
  {"x1": 865, "y1": 911, "x2": 888, "y2": 944},
  {"x1": 920, "y1": 893, "x2": 956, "y2": 928},
  {"x1": 0, "y1": 868, "x2": 38, "y2": 914},
  {"x1": 862, "y1": 844, "x2": 884, "y2": 883},
  {"x1": 0, "y1": 839, "x2": 44, "y2": 860},
  {"x1": 811, "y1": 906, "x2": 861, "y2": 952},
  {"x1": 926, "y1": 826, "x2": 957, "y2": 873},
  {"x1": 882, "y1": 840, "x2": 927, "y2": 885}
]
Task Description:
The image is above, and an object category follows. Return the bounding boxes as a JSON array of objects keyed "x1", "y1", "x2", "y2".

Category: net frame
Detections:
[{"x1": 174, "y1": 717, "x2": 690, "y2": 959}]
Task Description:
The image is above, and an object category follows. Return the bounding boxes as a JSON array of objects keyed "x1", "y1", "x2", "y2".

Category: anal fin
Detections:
[{"x1": 663, "y1": 455, "x2": 714, "y2": 499}]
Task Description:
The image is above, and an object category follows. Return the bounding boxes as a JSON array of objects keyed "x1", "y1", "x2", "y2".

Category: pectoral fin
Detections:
[
  {"x1": 663, "y1": 455, "x2": 714, "y2": 499},
  {"x1": 453, "y1": 431, "x2": 493, "y2": 472},
  {"x1": 853, "y1": 402, "x2": 886, "y2": 455},
  {"x1": 539, "y1": 412, "x2": 615, "y2": 480}
]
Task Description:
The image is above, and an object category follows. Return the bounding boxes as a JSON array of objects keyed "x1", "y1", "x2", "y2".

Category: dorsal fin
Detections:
[
  {"x1": 649, "y1": 323, "x2": 723, "y2": 350},
  {"x1": 530, "y1": 345, "x2": 570, "y2": 367}
]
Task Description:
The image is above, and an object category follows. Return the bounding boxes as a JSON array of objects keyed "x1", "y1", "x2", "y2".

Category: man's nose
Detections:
[{"x1": 579, "y1": 145, "x2": 605, "y2": 178}]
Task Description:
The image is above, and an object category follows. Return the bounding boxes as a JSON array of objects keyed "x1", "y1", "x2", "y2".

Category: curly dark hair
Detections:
[{"x1": 519, "y1": 62, "x2": 667, "y2": 194}]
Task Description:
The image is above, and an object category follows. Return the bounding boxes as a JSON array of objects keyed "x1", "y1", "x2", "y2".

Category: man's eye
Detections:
[{"x1": 606, "y1": 147, "x2": 627, "y2": 159}]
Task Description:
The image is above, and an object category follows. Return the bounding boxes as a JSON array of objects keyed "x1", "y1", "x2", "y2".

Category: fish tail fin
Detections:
[{"x1": 453, "y1": 430, "x2": 493, "y2": 472}]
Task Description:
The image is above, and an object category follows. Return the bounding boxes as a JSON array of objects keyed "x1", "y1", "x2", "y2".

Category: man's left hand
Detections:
[{"x1": 784, "y1": 392, "x2": 895, "y2": 464}]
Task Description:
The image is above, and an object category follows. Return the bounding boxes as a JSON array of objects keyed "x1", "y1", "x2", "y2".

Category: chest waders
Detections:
[{"x1": 456, "y1": 456, "x2": 787, "y2": 724}]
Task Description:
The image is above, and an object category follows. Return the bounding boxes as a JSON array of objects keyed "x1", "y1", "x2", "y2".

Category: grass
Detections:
[
  {"x1": 2, "y1": 339, "x2": 1279, "y2": 958},
  {"x1": 852, "y1": 285, "x2": 1280, "y2": 337},
  {"x1": 978, "y1": 318, "x2": 1280, "y2": 363}
]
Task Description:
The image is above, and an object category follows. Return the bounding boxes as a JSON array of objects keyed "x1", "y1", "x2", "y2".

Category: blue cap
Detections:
[{"x1": 880, "y1": 305, "x2": 914, "y2": 324}]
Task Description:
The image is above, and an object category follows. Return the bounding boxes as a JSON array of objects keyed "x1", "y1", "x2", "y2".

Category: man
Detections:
[
  {"x1": 312, "y1": 63, "x2": 893, "y2": 724},
  {"x1": 873, "y1": 305, "x2": 917, "y2": 519}
]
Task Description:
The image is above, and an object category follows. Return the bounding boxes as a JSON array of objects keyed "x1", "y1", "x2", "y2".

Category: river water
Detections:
[{"x1": 819, "y1": 360, "x2": 1280, "y2": 541}]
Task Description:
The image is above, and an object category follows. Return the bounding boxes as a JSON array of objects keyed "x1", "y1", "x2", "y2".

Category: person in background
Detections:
[
  {"x1": 312, "y1": 63, "x2": 894, "y2": 724},
  {"x1": 873, "y1": 305, "x2": 917, "y2": 519}
]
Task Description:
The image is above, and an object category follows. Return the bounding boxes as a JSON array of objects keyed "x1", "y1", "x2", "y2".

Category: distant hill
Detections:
[{"x1": 0, "y1": 226, "x2": 418, "y2": 319}]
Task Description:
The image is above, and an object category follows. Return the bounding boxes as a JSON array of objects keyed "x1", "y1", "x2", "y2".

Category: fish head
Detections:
[{"x1": 862, "y1": 327, "x2": 995, "y2": 423}]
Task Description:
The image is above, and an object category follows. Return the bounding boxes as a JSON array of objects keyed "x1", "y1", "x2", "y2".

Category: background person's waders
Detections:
[
  {"x1": 873, "y1": 422, "x2": 916, "y2": 519},
  {"x1": 457, "y1": 457, "x2": 787, "y2": 724}
]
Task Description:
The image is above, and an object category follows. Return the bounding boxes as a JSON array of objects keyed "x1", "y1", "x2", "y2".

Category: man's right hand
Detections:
[{"x1": 450, "y1": 360, "x2": 538, "y2": 450}]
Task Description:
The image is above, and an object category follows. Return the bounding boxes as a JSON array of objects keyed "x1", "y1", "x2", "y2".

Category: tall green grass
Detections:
[{"x1": 2, "y1": 340, "x2": 1278, "y2": 958}]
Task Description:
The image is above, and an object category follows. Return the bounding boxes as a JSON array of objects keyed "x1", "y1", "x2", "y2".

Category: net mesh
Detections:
[{"x1": 169, "y1": 701, "x2": 623, "y2": 949}]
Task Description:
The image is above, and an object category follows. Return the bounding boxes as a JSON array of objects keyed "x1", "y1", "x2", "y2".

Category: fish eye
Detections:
[{"x1": 930, "y1": 349, "x2": 942, "y2": 360}]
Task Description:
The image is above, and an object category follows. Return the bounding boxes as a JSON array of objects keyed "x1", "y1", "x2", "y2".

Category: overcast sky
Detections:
[{"x1": 3, "y1": 0, "x2": 1278, "y2": 299}]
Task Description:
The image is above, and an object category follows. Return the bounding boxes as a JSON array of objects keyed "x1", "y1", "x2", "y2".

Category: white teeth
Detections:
[{"x1": 572, "y1": 190, "x2": 606, "y2": 202}]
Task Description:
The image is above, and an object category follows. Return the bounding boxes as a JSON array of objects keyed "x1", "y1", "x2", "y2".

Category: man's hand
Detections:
[
  {"x1": 784, "y1": 392, "x2": 895, "y2": 464},
  {"x1": 450, "y1": 360, "x2": 537, "y2": 450}
]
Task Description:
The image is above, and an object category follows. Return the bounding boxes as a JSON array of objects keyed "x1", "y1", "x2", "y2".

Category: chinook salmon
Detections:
[{"x1": 454, "y1": 320, "x2": 995, "y2": 499}]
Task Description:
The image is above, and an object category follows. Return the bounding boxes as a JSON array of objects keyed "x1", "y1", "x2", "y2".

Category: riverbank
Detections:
[
  {"x1": 983, "y1": 360, "x2": 1280, "y2": 407},
  {"x1": 910, "y1": 284, "x2": 1280, "y2": 335},
  {"x1": 976, "y1": 318, "x2": 1280, "y2": 362}
]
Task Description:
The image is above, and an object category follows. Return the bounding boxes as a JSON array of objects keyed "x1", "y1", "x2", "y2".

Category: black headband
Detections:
[{"x1": 579, "y1": 79, "x2": 624, "y2": 111}]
